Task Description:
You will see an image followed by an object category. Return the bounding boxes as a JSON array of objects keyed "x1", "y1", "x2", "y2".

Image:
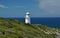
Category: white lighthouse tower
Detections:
[{"x1": 25, "y1": 12, "x2": 30, "y2": 24}]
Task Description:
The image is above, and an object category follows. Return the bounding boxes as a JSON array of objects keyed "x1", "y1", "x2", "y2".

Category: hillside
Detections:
[{"x1": 0, "y1": 18, "x2": 59, "y2": 38}]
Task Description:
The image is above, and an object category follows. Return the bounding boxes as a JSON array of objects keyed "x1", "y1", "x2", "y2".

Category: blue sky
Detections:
[{"x1": 0, "y1": 0, "x2": 59, "y2": 17}]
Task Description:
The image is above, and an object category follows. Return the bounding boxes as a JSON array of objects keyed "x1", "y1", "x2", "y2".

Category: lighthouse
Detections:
[{"x1": 25, "y1": 12, "x2": 30, "y2": 24}]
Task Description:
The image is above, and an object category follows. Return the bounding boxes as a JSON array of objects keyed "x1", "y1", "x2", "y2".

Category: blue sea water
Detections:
[{"x1": 9, "y1": 17, "x2": 60, "y2": 28}]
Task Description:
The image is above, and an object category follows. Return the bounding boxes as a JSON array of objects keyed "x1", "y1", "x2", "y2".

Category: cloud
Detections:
[
  {"x1": 9, "y1": 6, "x2": 24, "y2": 8},
  {"x1": 0, "y1": 4, "x2": 8, "y2": 8},
  {"x1": 39, "y1": 0, "x2": 60, "y2": 14}
]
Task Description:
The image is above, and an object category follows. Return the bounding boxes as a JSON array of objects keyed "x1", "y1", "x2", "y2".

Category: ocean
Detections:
[{"x1": 10, "y1": 17, "x2": 60, "y2": 28}]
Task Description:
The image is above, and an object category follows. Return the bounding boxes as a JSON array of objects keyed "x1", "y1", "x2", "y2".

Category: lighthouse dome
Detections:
[{"x1": 26, "y1": 12, "x2": 30, "y2": 15}]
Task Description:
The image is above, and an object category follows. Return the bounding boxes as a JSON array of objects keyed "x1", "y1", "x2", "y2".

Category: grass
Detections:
[{"x1": 0, "y1": 18, "x2": 59, "y2": 38}]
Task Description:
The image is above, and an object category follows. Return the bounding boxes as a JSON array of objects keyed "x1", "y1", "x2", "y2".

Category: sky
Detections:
[{"x1": 0, "y1": 0, "x2": 59, "y2": 17}]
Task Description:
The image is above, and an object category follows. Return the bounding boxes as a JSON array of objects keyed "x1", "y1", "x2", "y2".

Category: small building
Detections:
[{"x1": 25, "y1": 12, "x2": 30, "y2": 24}]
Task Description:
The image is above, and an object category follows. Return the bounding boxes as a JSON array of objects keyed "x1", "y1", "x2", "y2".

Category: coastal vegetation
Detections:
[{"x1": 0, "y1": 18, "x2": 59, "y2": 38}]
